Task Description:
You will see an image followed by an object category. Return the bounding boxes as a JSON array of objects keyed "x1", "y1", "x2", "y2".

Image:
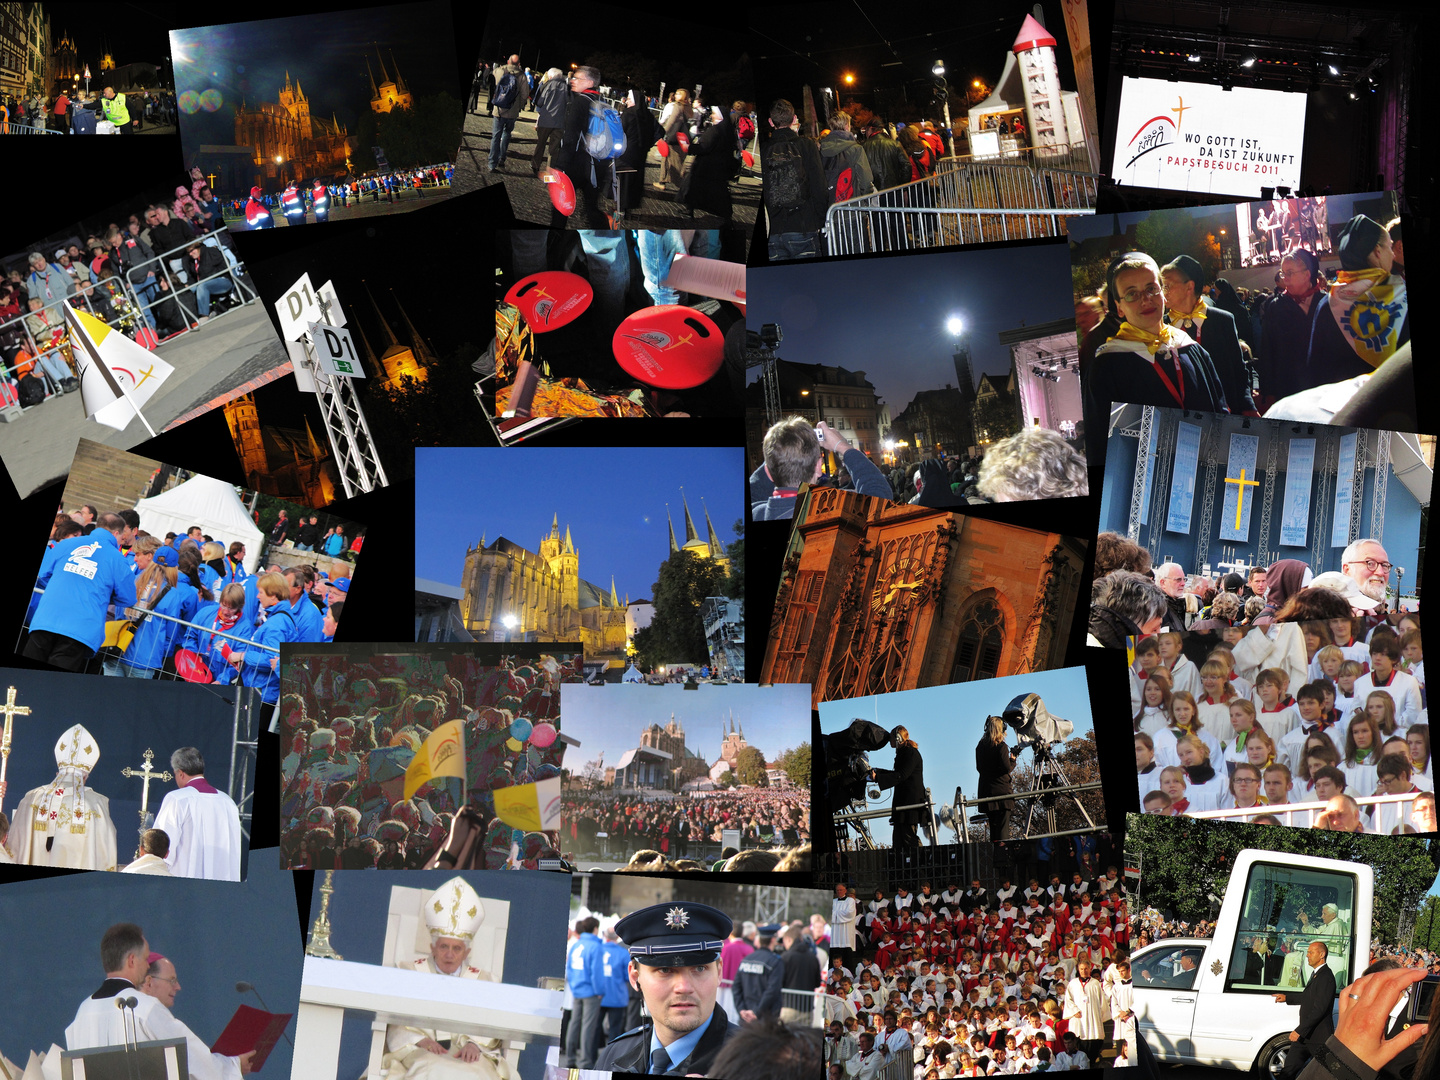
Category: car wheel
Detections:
[{"x1": 1255, "y1": 1033, "x2": 1292, "y2": 1076}]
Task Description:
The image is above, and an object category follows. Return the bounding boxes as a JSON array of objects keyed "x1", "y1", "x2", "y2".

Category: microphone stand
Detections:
[{"x1": 236, "y1": 982, "x2": 296, "y2": 1049}]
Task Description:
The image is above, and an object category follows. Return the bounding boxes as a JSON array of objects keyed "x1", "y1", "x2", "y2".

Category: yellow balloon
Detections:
[{"x1": 506, "y1": 737, "x2": 523, "y2": 751}]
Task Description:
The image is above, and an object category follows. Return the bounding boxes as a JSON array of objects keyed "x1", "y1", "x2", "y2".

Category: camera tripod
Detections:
[
  {"x1": 1018, "y1": 741, "x2": 1097, "y2": 839},
  {"x1": 834, "y1": 793, "x2": 879, "y2": 850}
]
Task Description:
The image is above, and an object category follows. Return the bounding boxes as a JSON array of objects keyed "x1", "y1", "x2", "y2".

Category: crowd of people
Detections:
[
  {"x1": 475, "y1": 54, "x2": 754, "y2": 228},
  {"x1": 24, "y1": 505, "x2": 348, "y2": 690},
  {"x1": 279, "y1": 653, "x2": 572, "y2": 870},
  {"x1": 1, "y1": 169, "x2": 254, "y2": 405},
  {"x1": 1088, "y1": 532, "x2": 1430, "y2": 832},
  {"x1": 0, "y1": 86, "x2": 175, "y2": 134},
  {"x1": 1078, "y1": 212, "x2": 1408, "y2": 438},
  {"x1": 561, "y1": 788, "x2": 810, "y2": 869},
  {"x1": 235, "y1": 165, "x2": 454, "y2": 229},
  {"x1": 823, "y1": 872, "x2": 1140, "y2": 1074}
]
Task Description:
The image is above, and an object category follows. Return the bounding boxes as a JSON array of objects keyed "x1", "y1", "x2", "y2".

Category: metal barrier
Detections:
[
  {"x1": 0, "y1": 122, "x2": 63, "y2": 135},
  {"x1": 824, "y1": 157, "x2": 1099, "y2": 255},
  {"x1": 1188, "y1": 790, "x2": 1422, "y2": 832}
]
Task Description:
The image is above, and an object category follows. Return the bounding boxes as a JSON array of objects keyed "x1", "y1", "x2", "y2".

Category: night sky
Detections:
[
  {"x1": 47, "y1": 1, "x2": 173, "y2": 78},
  {"x1": 744, "y1": 241, "x2": 1074, "y2": 413},
  {"x1": 171, "y1": 1, "x2": 456, "y2": 162},
  {"x1": 414, "y1": 446, "x2": 743, "y2": 603}
]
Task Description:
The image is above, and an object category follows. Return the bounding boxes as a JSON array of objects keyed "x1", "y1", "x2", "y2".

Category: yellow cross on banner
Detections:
[{"x1": 1224, "y1": 468, "x2": 1259, "y2": 530}]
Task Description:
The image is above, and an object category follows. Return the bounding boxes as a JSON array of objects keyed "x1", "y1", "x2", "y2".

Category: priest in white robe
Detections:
[
  {"x1": 830, "y1": 883, "x2": 857, "y2": 965},
  {"x1": 152, "y1": 747, "x2": 242, "y2": 881},
  {"x1": 66, "y1": 922, "x2": 254, "y2": 1079},
  {"x1": 1062, "y1": 960, "x2": 1106, "y2": 1062},
  {"x1": 7, "y1": 723, "x2": 118, "y2": 870},
  {"x1": 383, "y1": 876, "x2": 509, "y2": 1080},
  {"x1": 121, "y1": 828, "x2": 175, "y2": 875}
]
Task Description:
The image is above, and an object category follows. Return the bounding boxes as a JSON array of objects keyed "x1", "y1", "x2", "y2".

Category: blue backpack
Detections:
[
  {"x1": 493, "y1": 70, "x2": 520, "y2": 110},
  {"x1": 584, "y1": 97, "x2": 626, "y2": 160}
]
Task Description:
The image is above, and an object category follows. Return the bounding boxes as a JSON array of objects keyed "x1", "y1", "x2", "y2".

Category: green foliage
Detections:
[
  {"x1": 1132, "y1": 214, "x2": 1222, "y2": 286},
  {"x1": 1126, "y1": 815, "x2": 1440, "y2": 945},
  {"x1": 361, "y1": 343, "x2": 492, "y2": 465},
  {"x1": 373, "y1": 92, "x2": 464, "y2": 169},
  {"x1": 973, "y1": 390, "x2": 1020, "y2": 446},
  {"x1": 631, "y1": 549, "x2": 729, "y2": 668},
  {"x1": 779, "y1": 742, "x2": 811, "y2": 789},
  {"x1": 717, "y1": 770, "x2": 736, "y2": 789},
  {"x1": 1414, "y1": 895, "x2": 1440, "y2": 954},
  {"x1": 736, "y1": 746, "x2": 769, "y2": 787},
  {"x1": 1006, "y1": 733, "x2": 1105, "y2": 840},
  {"x1": 1072, "y1": 255, "x2": 1109, "y2": 302},
  {"x1": 725, "y1": 517, "x2": 744, "y2": 600}
]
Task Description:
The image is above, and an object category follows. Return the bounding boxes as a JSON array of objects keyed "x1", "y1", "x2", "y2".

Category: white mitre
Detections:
[
  {"x1": 39, "y1": 724, "x2": 103, "y2": 837},
  {"x1": 425, "y1": 875, "x2": 486, "y2": 942}
]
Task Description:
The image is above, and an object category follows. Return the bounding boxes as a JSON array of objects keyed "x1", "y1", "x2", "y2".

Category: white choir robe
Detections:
[
  {"x1": 8, "y1": 770, "x2": 118, "y2": 870},
  {"x1": 831, "y1": 896, "x2": 858, "y2": 950},
  {"x1": 65, "y1": 981, "x2": 242, "y2": 1080},
  {"x1": 121, "y1": 853, "x2": 174, "y2": 875},
  {"x1": 383, "y1": 957, "x2": 507, "y2": 1080},
  {"x1": 1107, "y1": 978, "x2": 1136, "y2": 1050},
  {"x1": 1061, "y1": 975, "x2": 1105, "y2": 1040},
  {"x1": 0, "y1": 841, "x2": 13, "y2": 862},
  {"x1": 153, "y1": 782, "x2": 243, "y2": 881}
]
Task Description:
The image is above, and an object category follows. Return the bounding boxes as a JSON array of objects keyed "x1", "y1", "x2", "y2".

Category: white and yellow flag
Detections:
[
  {"x1": 64, "y1": 305, "x2": 174, "y2": 431},
  {"x1": 403, "y1": 718, "x2": 467, "y2": 802},
  {"x1": 493, "y1": 776, "x2": 562, "y2": 832}
]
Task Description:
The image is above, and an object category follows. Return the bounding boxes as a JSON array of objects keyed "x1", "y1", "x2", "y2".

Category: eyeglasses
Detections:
[
  {"x1": 148, "y1": 974, "x2": 180, "y2": 986},
  {"x1": 1233, "y1": 777, "x2": 1260, "y2": 784},
  {"x1": 1117, "y1": 283, "x2": 1163, "y2": 305},
  {"x1": 1346, "y1": 557, "x2": 1393, "y2": 574}
]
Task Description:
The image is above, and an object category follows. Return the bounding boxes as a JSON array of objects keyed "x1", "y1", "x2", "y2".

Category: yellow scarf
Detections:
[
  {"x1": 1110, "y1": 321, "x2": 1177, "y2": 357},
  {"x1": 1328, "y1": 268, "x2": 1406, "y2": 368},
  {"x1": 1168, "y1": 303, "x2": 1207, "y2": 327}
]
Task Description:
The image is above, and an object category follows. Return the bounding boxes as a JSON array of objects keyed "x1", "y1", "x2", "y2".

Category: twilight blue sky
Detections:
[
  {"x1": 414, "y1": 447, "x2": 742, "y2": 603},
  {"x1": 819, "y1": 667, "x2": 1093, "y2": 847}
]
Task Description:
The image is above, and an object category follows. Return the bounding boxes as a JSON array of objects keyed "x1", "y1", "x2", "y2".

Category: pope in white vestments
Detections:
[
  {"x1": 152, "y1": 748, "x2": 243, "y2": 881},
  {"x1": 383, "y1": 876, "x2": 508, "y2": 1080},
  {"x1": 6, "y1": 723, "x2": 118, "y2": 870}
]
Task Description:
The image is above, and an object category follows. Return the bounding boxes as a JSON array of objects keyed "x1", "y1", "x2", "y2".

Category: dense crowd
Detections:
[
  {"x1": 1088, "y1": 533, "x2": 1430, "y2": 832},
  {"x1": 2, "y1": 169, "x2": 252, "y2": 406},
  {"x1": 1078, "y1": 212, "x2": 1408, "y2": 435},
  {"x1": 24, "y1": 507, "x2": 349, "y2": 688},
  {"x1": 824, "y1": 873, "x2": 1139, "y2": 1074},
  {"x1": 234, "y1": 165, "x2": 454, "y2": 229},
  {"x1": 0, "y1": 86, "x2": 175, "y2": 134},
  {"x1": 279, "y1": 653, "x2": 572, "y2": 870},
  {"x1": 562, "y1": 788, "x2": 810, "y2": 864}
]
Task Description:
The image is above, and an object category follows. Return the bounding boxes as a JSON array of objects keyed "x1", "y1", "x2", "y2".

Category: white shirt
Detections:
[
  {"x1": 153, "y1": 781, "x2": 243, "y2": 881},
  {"x1": 66, "y1": 980, "x2": 243, "y2": 1080},
  {"x1": 1355, "y1": 669, "x2": 1422, "y2": 729},
  {"x1": 120, "y1": 852, "x2": 174, "y2": 875}
]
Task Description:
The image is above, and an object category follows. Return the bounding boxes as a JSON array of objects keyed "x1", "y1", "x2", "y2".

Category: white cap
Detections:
[
  {"x1": 1310, "y1": 571, "x2": 1384, "y2": 611},
  {"x1": 55, "y1": 724, "x2": 100, "y2": 773},
  {"x1": 425, "y1": 876, "x2": 485, "y2": 942}
]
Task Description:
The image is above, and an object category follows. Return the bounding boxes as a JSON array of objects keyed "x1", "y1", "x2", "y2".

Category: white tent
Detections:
[
  {"x1": 622, "y1": 664, "x2": 644, "y2": 683},
  {"x1": 134, "y1": 474, "x2": 265, "y2": 573}
]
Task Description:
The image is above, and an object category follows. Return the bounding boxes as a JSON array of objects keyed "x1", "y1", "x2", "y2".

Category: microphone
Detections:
[{"x1": 236, "y1": 981, "x2": 295, "y2": 1049}]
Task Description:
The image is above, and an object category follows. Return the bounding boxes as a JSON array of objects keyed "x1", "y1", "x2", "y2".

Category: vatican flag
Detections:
[
  {"x1": 403, "y1": 719, "x2": 467, "y2": 801},
  {"x1": 493, "y1": 776, "x2": 562, "y2": 832},
  {"x1": 65, "y1": 305, "x2": 174, "y2": 434}
]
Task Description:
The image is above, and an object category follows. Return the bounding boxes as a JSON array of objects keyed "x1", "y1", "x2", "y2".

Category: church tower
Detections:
[
  {"x1": 223, "y1": 393, "x2": 268, "y2": 488},
  {"x1": 293, "y1": 76, "x2": 312, "y2": 140},
  {"x1": 363, "y1": 280, "x2": 424, "y2": 384},
  {"x1": 556, "y1": 523, "x2": 580, "y2": 612}
]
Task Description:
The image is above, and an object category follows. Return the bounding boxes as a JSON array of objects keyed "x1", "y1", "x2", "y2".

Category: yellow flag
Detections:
[
  {"x1": 403, "y1": 719, "x2": 466, "y2": 801},
  {"x1": 492, "y1": 776, "x2": 562, "y2": 832}
]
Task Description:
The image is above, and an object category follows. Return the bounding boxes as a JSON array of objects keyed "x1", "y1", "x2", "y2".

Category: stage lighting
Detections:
[
  {"x1": 946, "y1": 315, "x2": 964, "y2": 336},
  {"x1": 1187, "y1": 53, "x2": 1202, "y2": 63},
  {"x1": 1327, "y1": 64, "x2": 1340, "y2": 76},
  {"x1": 1240, "y1": 56, "x2": 1256, "y2": 68},
  {"x1": 933, "y1": 61, "x2": 945, "y2": 76},
  {"x1": 1349, "y1": 89, "x2": 1359, "y2": 100}
]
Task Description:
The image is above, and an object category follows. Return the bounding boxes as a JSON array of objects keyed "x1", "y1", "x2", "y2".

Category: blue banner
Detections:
[
  {"x1": 1166, "y1": 421, "x2": 1202, "y2": 534},
  {"x1": 1140, "y1": 413, "x2": 1159, "y2": 526},
  {"x1": 1280, "y1": 439, "x2": 1315, "y2": 546},
  {"x1": 1332, "y1": 433, "x2": 1358, "y2": 548},
  {"x1": 1218, "y1": 433, "x2": 1261, "y2": 542}
]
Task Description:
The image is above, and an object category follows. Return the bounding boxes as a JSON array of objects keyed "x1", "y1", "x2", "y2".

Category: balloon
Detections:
[
  {"x1": 530, "y1": 722, "x2": 558, "y2": 748},
  {"x1": 505, "y1": 736, "x2": 523, "y2": 751},
  {"x1": 510, "y1": 716, "x2": 533, "y2": 742}
]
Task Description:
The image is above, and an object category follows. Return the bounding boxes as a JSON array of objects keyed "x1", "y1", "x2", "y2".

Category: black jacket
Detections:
[
  {"x1": 1307, "y1": 291, "x2": 1406, "y2": 388},
  {"x1": 975, "y1": 738, "x2": 1016, "y2": 810},
  {"x1": 781, "y1": 940, "x2": 822, "y2": 992},
  {"x1": 681, "y1": 115, "x2": 740, "y2": 218},
  {"x1": 909, "y1": 458, "x2": 959, "y2": 507},
  {"x1": 1258, "y1": 290, "x2": 1326, "y2": 402},
  {"x1": 297, "y1": 521, "x2": 320, "y2": 546},
  {"x1": 1284, "y1": 962, "x2": 1337, "y2": 1051},
  {"x1": 872, "y1": 744, "x2": 926, "y2": 825},
  {"x1": 554, "y1": 87, "x2": 601, "y2": 176},
  {"x1": 595, "y1": 998, "x2": 737, "y2": 1074},
  {"x1": 860, "y1": 131, "x2": 909, "y2": 190},
  {"x1": 1088, "y1": 604, "x2": 1142, "y2": 650},
  {"x1": 617, "y1": 102, "x2": 659, "y2": 172},
  {"x1": 1178, "y1": 304, "x2": 1256, "y2": 414},
  {"x1": 760, "y1": 127, "x2": 829, "y2": 235},
  {"x1": 148, "y1": 217, "x2": 198, "y2": 260},
  {"x1": 186, "y1": 243, "x2": 231, "y2": 287}
]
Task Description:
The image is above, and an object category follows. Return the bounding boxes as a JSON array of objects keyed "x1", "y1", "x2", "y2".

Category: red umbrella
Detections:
[{"x1": 611, "y1": 305, "x2": 725, "y2": 389}]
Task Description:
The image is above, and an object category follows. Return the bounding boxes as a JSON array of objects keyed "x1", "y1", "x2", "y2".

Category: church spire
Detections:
[
  {"x1": 305, "y1": 415, "x2": 324, "y2": 460},
  {"x1": 390, "y1": 48, "x2": 408, "y2": 92},
  {"x1": 666, "y1": 503, "x2": 679, "y2": 554},
  {"x1": 375, "y1": 43, "x2": 390, "y2": 84},
  {"x1": 701, "y1": 496, "x2": 724, "y2": 557},
  {"x1": 391, "y1": 285, "x2": 437, "y2": 366},
  {"x1": 610, "y1": 576, "x2": 618, "y2": 606},
  {"x1": 295, "y1": 77, "x2": 305, "y2": 101},
  {"x1": 353, "y1": 286, "x2": 381, "y2": 377},
  {"x1": 680, "y1": 486, "x2": 701, "y2": 545},
  {"x1": 366, "y1": 54, "x2": 378, "y2": 96},
  {"x1": 563, "y1": 523, "x2": 574, "y2": 553},
  {"x1": 364, "y1": 279, "x2": 400, "y2": 349}
]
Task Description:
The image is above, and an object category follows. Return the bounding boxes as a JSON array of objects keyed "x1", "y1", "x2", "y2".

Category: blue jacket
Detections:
[
  {"x1": 289, "y1": 594, "x2": 325, "y2": 642},
  {"x1": 222, "y1": 558, "x2": 249, "y2": 588},
  {"x1": 600, "y1": 940, "x2": 631, "y2": 1008},
  {"x1": 33, "y1": 530, "x2": 138, "y2": 652},
  {"x1": 26, "y1": 540, "x2": 64, "y2": 627},
  {"x1": 240, "y1": 574, "x2": 262, "y2": 627},
  {"x1": 324, "y1": 533, "x2": 345, "y2": 556},
  {"x1": 120, "y1": 579, "x2": 198, "y2": 676},
  {"x1": 240, "y1": 604, "x2": 298, "y2": 703},
  {"x1": 566, "y1": 932, "x2": 605, "y2": 998},
  {"x1": 181, "y1": 601, "x2": 253, "y2": 684},
  {"x1": 197, "y1": 563, "x2": 220, "y2": 598}
]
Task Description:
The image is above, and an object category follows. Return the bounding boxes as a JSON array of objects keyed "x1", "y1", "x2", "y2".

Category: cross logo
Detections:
[{"x1": 1171, "y1": 97, "x2": 1191, "y2": 130}]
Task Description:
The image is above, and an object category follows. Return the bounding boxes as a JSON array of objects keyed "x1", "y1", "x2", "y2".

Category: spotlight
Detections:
[
  {"x1": 1187, "y1": 53, "x2": 1202, "y2": 63},
  {"x1": 1240, "y1": 56, "x2": 1257, "y2": 69},
  {"x1": 1327, "y1": 64, "x2": 1340, "y2": 76},
  {"x1": 1348, "y1": 89, "x2": 1359, "y2": 100}
]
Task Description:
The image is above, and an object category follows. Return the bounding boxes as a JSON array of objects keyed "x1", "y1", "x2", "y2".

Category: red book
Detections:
[{"x1": 211, "y1": 1004, "x2": 292, "y2": 1071}]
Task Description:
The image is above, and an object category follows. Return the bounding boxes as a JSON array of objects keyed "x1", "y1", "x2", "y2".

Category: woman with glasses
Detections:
[{"x1": 1082, "y1": 252, "x2": 1228, "y2": 454}]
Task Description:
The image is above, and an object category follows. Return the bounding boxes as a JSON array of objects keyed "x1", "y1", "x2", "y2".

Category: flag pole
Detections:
[{"x1": 65, "y1": 306, "x2": 159, "y2": 437}]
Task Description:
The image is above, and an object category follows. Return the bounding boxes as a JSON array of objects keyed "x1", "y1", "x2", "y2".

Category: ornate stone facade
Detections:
[{"x1": 234, "y1": 71, "x2": 353, "y2": 185}]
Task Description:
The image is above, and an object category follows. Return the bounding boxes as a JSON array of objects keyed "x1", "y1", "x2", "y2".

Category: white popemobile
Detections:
[{"x1": 1129, "y1": 848, "x2": 1371, "y2": 1074}]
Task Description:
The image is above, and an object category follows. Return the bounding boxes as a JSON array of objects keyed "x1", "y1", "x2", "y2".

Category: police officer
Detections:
[
  {"x1": 244, "y1": 187, "x2": 274, "y2": 229},
  {"x1": 596, "y1": 901, "x2": 737, "y2": 1074},
  {"x1": 732, "y1": 923, "x2": 785, "y2": 1023},
  {"x1": 311, "y1": 179, "x2": 330, "y2": 223},
  {"x1": 281, "y1": 181, "x2": 306, "y2": 226}
]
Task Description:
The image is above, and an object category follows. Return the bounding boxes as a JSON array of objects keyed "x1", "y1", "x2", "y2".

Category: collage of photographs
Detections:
[{"x1": 0, "y1": 1, "x2": 1435, "y2": 1079}]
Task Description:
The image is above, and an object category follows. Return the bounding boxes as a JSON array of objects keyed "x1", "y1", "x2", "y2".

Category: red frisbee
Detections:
[
  {"x1": 505, "y1": 271, "x2": 594, "y2": 332},
  {"x1": 538, "y1": 167, "x2": 575, "y2": 216},
  {"x1": 676, "y1": 131, "x2": 691, "y2": 152},
  {"x1": 655, "y1": 139, "x2": 670, "y2": 158},
  {"x1": 611, "y1": 305, "x2": 724, "y2": 389},
  {"x1": 741, "y1": 149, "x2": 754, "y2": 168}
]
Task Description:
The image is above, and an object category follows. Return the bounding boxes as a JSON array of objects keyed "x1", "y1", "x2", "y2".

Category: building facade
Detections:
[
  {"x1": 638, "y1": 714, "x2": 711, "y2": 788},
  {"x1": 760, "y1": 487, "x2": 1086, "y2": 707},
  {"x1": 367, "y1": 45, "x2": 412, "y2": 113},
  {"x1": 223, "y1": 392, "x2": 338, "y2": 507},
  {"x1": 234, "y1": 71, "x2": 353, "y2": 186},
  {"x1": 351, "y1": 280, "x2": 434, "y2": 387},
  {"x1": 973, "y1": 371, "x2": 1020, "y2": 447},
  {"x1": 0, "y1": 4, "x2": 27, "y2": 101},
  {"x1": 889, "y1": 385, "x2": 970, "y2": 460}
]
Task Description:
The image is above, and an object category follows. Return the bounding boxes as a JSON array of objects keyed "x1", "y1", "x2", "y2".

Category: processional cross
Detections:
[
  {"x1": 1224, "y1": 469, "x2": 1259, "y2": 530},
  {"x1": 0, "y1": 686, "x2": 31, "y2": 818},
  {"x1": 121, "y1": 748, "x2": 172, "y2": 842}
]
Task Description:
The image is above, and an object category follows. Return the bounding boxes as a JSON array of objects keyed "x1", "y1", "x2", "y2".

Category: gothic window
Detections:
[
  {"x1": 773, "y1": 570, "x2": 824, "y2": 682},
  {"x1": 951, "y1": 598, "x2": 1004, "y2": 682}
]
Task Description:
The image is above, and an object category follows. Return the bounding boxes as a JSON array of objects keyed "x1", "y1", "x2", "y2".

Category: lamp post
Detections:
[
  {"x1": 947, "y1": 315, "x2": 976, "y2": 455},
  {"x1": 932, "y1": 61, "x2": 952, "y2": 156},
  {"x1": 502, "y1": 613, "x2": 518, "y2": 643}
]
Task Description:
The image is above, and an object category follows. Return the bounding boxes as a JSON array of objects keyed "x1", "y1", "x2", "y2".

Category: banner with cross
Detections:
[{"x1": 1218, "y1": 433, "x2": 1260, "y2": 542}]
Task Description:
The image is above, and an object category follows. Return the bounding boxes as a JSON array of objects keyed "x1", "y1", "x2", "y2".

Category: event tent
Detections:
[{"x1": 134, "y1": 474, "x2": 265, "y2": 573}]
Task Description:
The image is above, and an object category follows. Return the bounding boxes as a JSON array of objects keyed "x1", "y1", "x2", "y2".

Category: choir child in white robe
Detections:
[
  {"x1": 7, "y1": 723, "x2": 117, "y2": 870},
  {"x1": 1355, "y1": 637, "x2": 1422, "y2": 730},
  {"x1": 1107, "y1": 960, "x2": 1136, "y2": 1052},
  {"x1": 121, "y1": 828, "x2": 175, "y2": 875},
  {"x1": 383, "y1": 876, "x2": 509, "y2": 1080},
  {"x1": 65, "y1": 922, "x2": 254, "y2": 1080},
  {"x1": 1157, "y1": 633, "x2": 1202, "y2": 700},
  {"x1": 152, "y1": 747, "x2": 242, "y2": 881}
]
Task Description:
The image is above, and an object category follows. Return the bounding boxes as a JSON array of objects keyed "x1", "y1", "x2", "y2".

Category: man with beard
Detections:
[{"x1": 596, "y1": 901, "x2": 737, "y2": 1074}]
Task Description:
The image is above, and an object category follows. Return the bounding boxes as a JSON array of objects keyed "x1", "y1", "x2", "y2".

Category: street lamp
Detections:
[
  {"x1": 843, "y1": 72, "x2": 855, "y2": 85},
  {"x1": 502, "y1": 613, "x2": 518, "y2": 642},
  {"x1": 932, "y1": 61, "x2": 945, "y2": 76}
]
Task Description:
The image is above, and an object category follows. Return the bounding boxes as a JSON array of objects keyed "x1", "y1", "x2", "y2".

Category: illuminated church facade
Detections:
[
  {"x1": 367, "y1": 45, "x2": 412, "y2": 113},
  {"x1": 234, "y1": 71, "x2": 353, "y2": 185}
]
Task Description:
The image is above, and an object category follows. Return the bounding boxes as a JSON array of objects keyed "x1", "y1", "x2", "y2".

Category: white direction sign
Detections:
[
  {"x1": 317, "y1": 280, "x2": 346, "y2": 326},
  {"x1": 308, "y1": 321, "x2": 366, "y2": 380},
  {"x1": 287, "y1": 338, "x2": 318, "y2": 394},
  {"x1": 275, "y1": 272, "x2": 321, "y2": 342}
]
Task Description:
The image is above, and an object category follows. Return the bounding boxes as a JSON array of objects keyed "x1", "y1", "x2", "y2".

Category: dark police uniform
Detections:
[
  {"x1": 595, "y1": 901, "x2": 739, "y2": 1075},
  {"x1": 731, "y1": 923, "x2": 786, "y2": 1022}
]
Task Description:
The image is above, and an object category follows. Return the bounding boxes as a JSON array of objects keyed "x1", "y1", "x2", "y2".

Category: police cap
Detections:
[{"x1": 614, "y1": 901, "x2": 731, "y2": 967}]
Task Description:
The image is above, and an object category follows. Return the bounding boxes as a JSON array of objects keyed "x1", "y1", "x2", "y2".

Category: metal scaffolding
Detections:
[
  {"x1": 1312, "y1": 431, "x2": 1338, "y2": 571},
  {"x1": 754, "y1": 886, "x2": 790, "y2": 927},
  {"x1": 308, "y1": 290, "x2": 389, "y2": 497},
  {"x1": 1147, "y1": 419, "x2": 1176, "y2": 556},
  {"x1": 1349, "y1": 429, "x2": 1369, "y2": 546},
  {"x1": 1127, "y1": 406, "x2": 1155, "y2": 543},
  {"x1": 1371, "y1": 430, "x2": 1392, "y2": 541},
  {"x1": 1257, "y1": 430, "x2": 1281, "y2": 566},
  {"x1": 1194, "y1": 416, "x2": 1223, "y2": 570}
]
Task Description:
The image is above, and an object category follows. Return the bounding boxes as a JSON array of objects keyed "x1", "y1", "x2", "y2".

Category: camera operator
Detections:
[
  {"x1": 1295, "y1": 965, "x2": 1435, "y2": 1080},
  {"x1": 868, "y1": 726, "x2": 925, "y2": 849},
  {"x1": 976, "y1": 715, "x2": 1017, "y2": 841}
]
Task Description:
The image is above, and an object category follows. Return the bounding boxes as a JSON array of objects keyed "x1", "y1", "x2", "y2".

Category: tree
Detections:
[
  {"x1": 724, "y1": 518, "x2": 744, "y2": 600},
  {"x1": 374, "y1": 92, "x2": 464, "y2": 169},
  {"x1": 1414, "y1": 895, "x2": 1440, "y2": 955},
  {"x1": 1132, "y1": 213, "x2": 1222, "y2": 286},
  {"x1": 779, "y1": 742, "x2": 811, "y2": 789},
  {"x1": 735, "y1": 746, "x2": 769, "y2": 787},
  {"x1": 1126, "y1": 815, "x2": 1440, "y2": 945},
  {"x1": 1006, "y1": 732, "x2": 1106, "y2": 841},
  {"x1": 631, "y1": 549, "x2": 728, "y2": 668},
  {"x1": 717, "y1": 770, "x2": 736, "y2": 789},
  {"x1": 362, "y1": 342, "x2": 493, "y2": 462},
  {"x1": 973, "y1": 389, "x2": 1020, "y2": 447},
  {"x1": 1072, "y1": 257, "x2": 1109, "y2": 303}
]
